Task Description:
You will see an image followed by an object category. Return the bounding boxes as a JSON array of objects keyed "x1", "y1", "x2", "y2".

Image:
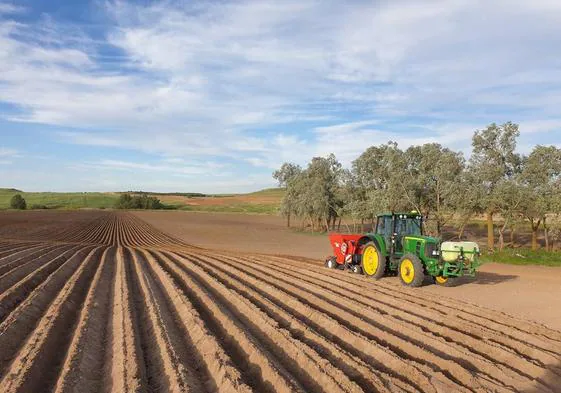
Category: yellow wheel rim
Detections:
[
  {"x1": 400, "y1": 259, "x2": 415, "y2": 284},
  {"x1": 362, "y1": 246, "x2": 379, "y2": 276},
  {"x1": 435, "y1": 276, "x2": 448, "y2": 284}
]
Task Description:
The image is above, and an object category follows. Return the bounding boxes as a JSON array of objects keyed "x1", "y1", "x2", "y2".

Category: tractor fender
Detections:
[{"x1": 356, "y1": 234, "x2": 387, "y2": 256}]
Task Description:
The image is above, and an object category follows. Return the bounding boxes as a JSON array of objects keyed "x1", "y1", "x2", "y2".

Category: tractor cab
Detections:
[{"x1": 374, "y1": 212, "x2": 423, "y2": 254}]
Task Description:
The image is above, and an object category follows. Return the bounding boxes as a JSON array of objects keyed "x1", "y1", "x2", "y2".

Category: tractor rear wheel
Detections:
[
  {"x1": 361, "y1": 242, "x2": 385, "y2": 279},
  {"x1": 434, "y1": 275, "x2": 459, "y2": 287},
  {"x1": 398, "y1": 254, "x2": 424, "y2": 287}
]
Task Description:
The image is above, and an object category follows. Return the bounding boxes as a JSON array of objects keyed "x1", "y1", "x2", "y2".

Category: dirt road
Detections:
[{"x1": 0, "y1": 210, "x2": 559, "y2": 392}]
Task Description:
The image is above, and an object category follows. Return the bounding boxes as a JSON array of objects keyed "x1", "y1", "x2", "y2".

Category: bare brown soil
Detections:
[
  {"x1": 0, "y1": 210, "x2": 559, "y2": 392},
  {"x1": 137, "y1": 211, "x2": 561, "y2": 331},
  {"x1": 158, "y1": 191, "x2": 282, "y2": 207}
]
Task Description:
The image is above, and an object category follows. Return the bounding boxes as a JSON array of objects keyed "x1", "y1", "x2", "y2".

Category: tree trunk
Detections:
[
  {"x1": 530, "y1": 219, "x2": 541, "y2": 251},
  {"x1": 337, "y1": 217, "x2": 341, "y2": 231},
  {"x1": 509, "y1": 225, "x2": 516, "y2": 247},
  {"x1": 287, "y1": 212, "x2": 291, "y2": 228},
  {"x1": 437, "y1": 220, "x2": 442, "y2": 238},
  {"x1": 486, "y1": 211, "x2": 494, "y2": 251},
  {"x1": 498, "y1": 221, "x2": 507, "y2": 252},
  {"x1": 543, "y1": 216, "x2": 549, "y2": 251},
  {"x1": 498, "y1": 229, "x2": 504, "y2": 252}
]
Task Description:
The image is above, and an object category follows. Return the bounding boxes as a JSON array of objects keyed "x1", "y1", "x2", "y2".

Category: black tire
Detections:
[
  {"x1": 349, "y1": 264, "x2": 361, "y2": 274},
  {"x1": 324, "y1": 257, "x2": 337, "y2": 269},
  {"x1": 361, "y1": 242, "x2": 386, "y2": 279},
  {"x1": 398, "y1": 254, "x2": 425, "y2": 287}
]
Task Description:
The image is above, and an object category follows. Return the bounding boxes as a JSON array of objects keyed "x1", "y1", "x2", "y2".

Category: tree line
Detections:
[{"x1": 273, "y1": 122, "x2": 561, "y2": 251}]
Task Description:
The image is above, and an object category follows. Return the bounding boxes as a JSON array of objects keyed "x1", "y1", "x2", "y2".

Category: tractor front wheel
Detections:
[
  {"x1": 361, "y1": 242, "x2": 386, "y2": 279},
  {"x1": 398, "y1": 254, "x2": 424, "y2": 287}
]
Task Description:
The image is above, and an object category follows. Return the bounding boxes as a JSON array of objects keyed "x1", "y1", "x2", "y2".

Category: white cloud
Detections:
[
  {"x1": 1, "y1": 0, "x2": 561, "y2": 191},
  {"x1": 0, "y1": 3, "x2": 24, "y2": 15},
  {"x1": 0, "y1": 147, "x2": 20, "y2": 158}
]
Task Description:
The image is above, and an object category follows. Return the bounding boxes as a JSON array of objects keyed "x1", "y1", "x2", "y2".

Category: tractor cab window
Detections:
[
  {"x1": 395, "y1": 216, "x2": 422, "y2": 236},
  {"x1": 376, "y1": 216, "x2": 393, "y2": 237}
]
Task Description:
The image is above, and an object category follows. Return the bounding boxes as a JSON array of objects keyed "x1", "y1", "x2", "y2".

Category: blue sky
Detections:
[{"x1": 1, "y1": 0, "x2": 560, "y2": 193}]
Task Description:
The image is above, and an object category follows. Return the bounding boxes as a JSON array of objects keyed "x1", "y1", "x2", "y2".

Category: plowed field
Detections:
[{"x1": 0, "y1": 211, "x2": 559, "y2": 392}]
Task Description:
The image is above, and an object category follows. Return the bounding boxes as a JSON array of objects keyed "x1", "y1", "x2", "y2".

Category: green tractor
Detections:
[{"x1": 326, "y1": 212, "x2": 480, "y2": 287}]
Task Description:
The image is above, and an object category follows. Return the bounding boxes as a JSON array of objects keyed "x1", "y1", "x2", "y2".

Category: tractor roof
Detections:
[{"x1": 377, "y1": 212, "x2": 421, "y2": 218}]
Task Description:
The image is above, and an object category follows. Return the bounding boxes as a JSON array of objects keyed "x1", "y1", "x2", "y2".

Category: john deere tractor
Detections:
[{"x1": 325, "y1": 212, "x2": 480, "y2": 287}]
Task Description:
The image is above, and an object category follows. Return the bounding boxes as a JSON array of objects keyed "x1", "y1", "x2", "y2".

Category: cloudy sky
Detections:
[{"x1": 0, "y1": 0, "x2": 560, "y2": 192}]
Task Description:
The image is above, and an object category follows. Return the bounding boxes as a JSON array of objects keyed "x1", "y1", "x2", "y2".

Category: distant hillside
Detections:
[
  {"x1": 0, "y1": 189, "x2": 119, "y2": 210},
  {"x1": 0, "y1": 188, "x2": 285, "y2": 213}
]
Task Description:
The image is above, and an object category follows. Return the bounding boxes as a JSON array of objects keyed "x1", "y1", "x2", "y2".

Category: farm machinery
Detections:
[{"x1": 325, "y1": 212, "x2": 480, "y2": 287}]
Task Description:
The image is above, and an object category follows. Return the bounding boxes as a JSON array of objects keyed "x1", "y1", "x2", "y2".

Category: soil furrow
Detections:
[
  {"x1": 0, "y1": 244, "x2": 58, "y2": 275},
  {"x1": 0, "y1": 244, "x2": 85, "y2": 324},
  {"x1": 261, "y1": 253, "x2": 561, "y2": 351},
  {"x1": 106, "y1": 246, "x2": 144, "y2": 393},
  {"x1": 0, "y1": 246, "x2": 103, "y2": 393},
  {"x1": 163, "y1": 251, "x2": 361, "y2": 393},
  {"x1": 257, "y1": 255, "x2": 561, "y2": 371},
  {"x1": 175, "y1": 251, "x2": 400, "y2": 393},
  {"x1": 153, "y1": 250, "x2": 299, "y2": 393},
  {"x1": 140, "y1": 249, "x2": 252, "y2": 393},
  {"x1": 267, "y1": 254, "x2": 561, "y2": 344},
  {"x1": 54, "y1": 247, "x2": 116, "y2": 393},
  {"x1": 242, "y1": 255, "x2": 554, "y2": 392},
  {"x1": 130, "y1": 247, "x2": 207, "y2": 392},
  {"x1": 188, "y1": 251, "x2": 479, "y2": 393}
]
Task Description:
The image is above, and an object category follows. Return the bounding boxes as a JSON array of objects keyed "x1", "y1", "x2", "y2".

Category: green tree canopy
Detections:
[{"x1": 10, "y1": 194, "x2": 27, "y2": 210}]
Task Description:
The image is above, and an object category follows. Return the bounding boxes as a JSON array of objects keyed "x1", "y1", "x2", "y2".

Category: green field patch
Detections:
[{"x1": 481, "y1": 248, "x2": 561, "y2": 266}]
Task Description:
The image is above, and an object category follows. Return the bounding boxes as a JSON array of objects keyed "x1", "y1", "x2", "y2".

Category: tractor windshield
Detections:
[{"x1": 395, "y1": 217, "x2": 422, "y2": 236}]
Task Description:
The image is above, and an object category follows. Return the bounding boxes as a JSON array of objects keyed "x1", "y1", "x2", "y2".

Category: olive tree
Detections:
[
  {"x1": 273, "y1": 162, "x2": 302, "y2": 227},
  {"x1": 279, "y1": 155, "x2": 343, "y2": 232},
  {"x1": 10, "y1": 194, "x2": 27, "y2": 210},
  {"x1": 351, "y1": 142, "x2": 409, "y2": 223},
  {"x1": 403, "y1": 143, "x2": 465, "y2": 237},
  {"x1": 519, "y1": 146, "x2": 561, "y2": 250},
  {"x1": 492, "y1": 179, "x2": 525, "y2": 251},
  {"x1": 470, "y1": 122, "x2": 521, "y2": 251}
]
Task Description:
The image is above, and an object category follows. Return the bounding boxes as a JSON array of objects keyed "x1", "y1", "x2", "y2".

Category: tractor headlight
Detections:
[{"x1": 432, "y1": 250, "x2": 439, "y2": 256}]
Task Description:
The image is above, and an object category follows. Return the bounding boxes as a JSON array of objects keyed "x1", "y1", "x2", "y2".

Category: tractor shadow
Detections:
[
  {"x1": 522, "y1": 358, "x2": 561, "y2": 392},
  {"x1": 451, "y1": 271, "x2": 518, "y2": 286}
]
